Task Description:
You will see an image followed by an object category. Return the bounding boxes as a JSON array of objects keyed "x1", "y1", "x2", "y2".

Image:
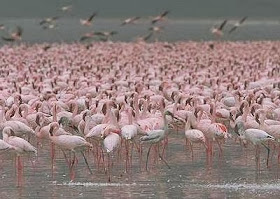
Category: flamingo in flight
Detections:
[
  {"x1": 151, "y1": 11, "x2": 170, "y2": 24},
  {"x1": 2, "y1": 26, "x2": 23, "y2": 42},
  {"x1": 211, "y1": 20, "x2": 227, "y2": 37},
  {"x1": 80, "y1": 12, "x2": 98, "y2": 26},
  {"x1": 229, "y1": 16, "x2": 248, "y2": 34}
]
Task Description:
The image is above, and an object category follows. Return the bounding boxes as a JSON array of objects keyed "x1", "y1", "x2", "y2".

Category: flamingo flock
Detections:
[{"x1": 0, "y1": 41, "x2": 280, "y2": 185}]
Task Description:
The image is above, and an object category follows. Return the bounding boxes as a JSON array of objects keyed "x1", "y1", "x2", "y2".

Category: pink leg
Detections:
[
  {"x1": 190, "y1": 142, "x2": 194, "y2": 160},
  {"x1": 50, "y1": 142, "x2": 55, "y2": 178},
  {"x1": 216, "y1": 139, "x2": 223, "y2": 157},
  {"x1": 17, "y1": 156, "x2": 23, "y2": 187}
]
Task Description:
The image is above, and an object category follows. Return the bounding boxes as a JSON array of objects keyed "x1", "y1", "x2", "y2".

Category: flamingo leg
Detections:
[
  {"x1": 216, "y1": 139, "x2": 223, "y2": 157},
  {"x1": 145, "y1": 144, "x2": 153, "y2": 171},
  {"x1": 130, "y1": 140, "x2": 134, "y2": 168},
  {"x1": 70, "y1": 152, "x2": 76, "y2": 181},
  {"x1": 261, "y1": 143, "x2": 270, "y2": 168},
  {"x1": 107, "y1": 153, "x2": 111, "y2": 182},
  {"x1": 62, "y1": 150, "x2": 70, "y2": 168},
  {"x1": 185, "y1": 138, "x2": 188, "y2": 150},
  {"x1": 190, "y1": 142, "x2": 194, "y2": 160},
  {"x1": 17, "y1": 156, "x2": 23, "y2": 187},
  {"x1": 255, "y1": 145, "x2": 260, "y2": 172},
  {"x1": 132, "y1": 139, "x2": 140, "y2": 153},
  {"x1": 161, "y1": 137, "x2": 168, "y2": 157},
  {"x1": 158, "y1": 153, "x2": 171, "y2": 169},
  {"x1": 81, "y1": 151, "x2": 93, "y2": 174},
  {"x1": 125, "y1": 139, "x2": 129, "y2": 173},
  {"x1": 50, "y1": 142, "x2": 55, "y2": 177}
]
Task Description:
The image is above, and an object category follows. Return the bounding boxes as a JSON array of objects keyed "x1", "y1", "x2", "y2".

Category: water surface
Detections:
[{"x1": 1, "y1": 133, "x2": 280, "y2": 198}]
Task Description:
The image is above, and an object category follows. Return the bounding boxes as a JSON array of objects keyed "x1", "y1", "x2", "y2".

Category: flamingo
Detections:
[
  {"x1": 48, "y1": 122, "x2": 93, "y2": 179},
  {"x1": 229, "y1": 17, "x2": 248, "y2": 34},
  {"x1": 184, "y1": 114, "x2": 207, "y2": 158},
  {"x1": 235, "y1": 121, "x2": 274, "y2": 170},
  {"x1": 210, "y1": 20, "x2": 227, "y2": 37},
  {"x1": 2, "y1": 126, "x2": 37, "y2": 186},
  {"x1": 121, "y1": 17, "x2": 140, "y2": 26},
  {"x1": 140, "y1": 110, "x2": 173, "y2": 170},
  {"x1": 151, "y1": 11, "x2": 169, "y2": 24},
  {"x1": 80, "y1": 12, "x2": 97, "y2": 26},
  {"x1": 2, "y1": 26, "x2": 23, "y2": 42},
  {"x1": 101, "y1": 125, "x2": 121, "y2": 182}
]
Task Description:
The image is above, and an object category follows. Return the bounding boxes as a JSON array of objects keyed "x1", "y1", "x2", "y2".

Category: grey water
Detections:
[
  {"x1": 1, "y1": 133, "x2": 280, "y2": 199},
  {"x1": 1, "y1": 18, "x2": 280, "y2": 44},
  {"x1": 1, "y1": 0, "x2": 280, "y2": 43}
]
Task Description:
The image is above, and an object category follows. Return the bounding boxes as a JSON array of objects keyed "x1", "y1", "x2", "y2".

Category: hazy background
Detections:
[
  {"x1": 0, "y1": 0, "x2": 280, "y2": 43},
  {"x1": 0, "y1": 0, "x2": 279, "y2": 19}
]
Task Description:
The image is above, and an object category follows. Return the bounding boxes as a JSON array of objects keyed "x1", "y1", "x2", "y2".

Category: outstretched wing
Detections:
[
  {"x1": 87, "y1": 12, "x2": 97, "y2": 22},
  {"x1": 2, "y1": 36, "x2": 15, "y2": 42},
  {"x1": 239, "y1": 16, "x2": 248, "y2": 24},
  {"x1": 228, "y1": 26, "x2": 237, "y2": 34},
  {"x1": 80, "y1": 36, "x2": 90, "y2": 41},
  {"x1": 218, "y1": 20, "x2": 227, "y2": 30},
  {"x1": 161, "y1": 10, "x2": 169, "y2": 17},
  {"x1": 143, "y1": 32, "x2": 153, "y2": 41},
  {"x1": 39, "y1": 19, "x2": 47, "y2": 25},
  {"x1": 16, "y1": 26, "x2": 23, "y2": 36},
  {"x1": 109, "y1": 31, "x2": 118, "y2": 35}
]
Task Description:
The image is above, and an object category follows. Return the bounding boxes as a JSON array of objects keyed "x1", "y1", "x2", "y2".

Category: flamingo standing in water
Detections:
[
  {"x1": 101, "y1": 125, "x2": 121, "y2": 182},
  {"x1": 48, "y1": 122, "x2": 93, "y2": 180},
  {"x1": 140, "y1": 110, "x2": 173, "y2": 170},
  {"x1": 235, "y1": 121, "x2": 274, "y2": 171},
  {"x1": 2, "y1": 126, "x2": 37, "y2": 186},
  {"x1": 120, "y1": 107, "x2": 139, "y2": 172},
  {"x1": 184, "y1": 114, "x2": 207, "y2": 159}
]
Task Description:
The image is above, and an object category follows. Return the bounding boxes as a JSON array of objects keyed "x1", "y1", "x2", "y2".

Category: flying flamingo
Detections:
[
  {"x1": 80, "y1": 12, "x2": 97, "y2": 26},
  {"x1": 210, "y1": 20, "x2": 227, "y2": 37},
  {"x1": 151, "y1": 11, "x2": 169, "y2": 24}
]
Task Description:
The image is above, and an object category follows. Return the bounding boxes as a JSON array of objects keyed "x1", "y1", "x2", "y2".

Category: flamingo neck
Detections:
[
  {"x1": 128, "y1": 109, "x2": 132, "y2": 125},
  {"x1": 2, "y1": 132, "x2": 8, "y2": 141},
  {"x1": 185, "y1": 118, "x2": 191, "y2": 130},
  {"x1": 52, "y1": 105, "x2": 57, "y2": 122},
  {"x1": 0, "y1": 104, "x2": 6, "y2": 123},
  {"x1": 71, "y1": 101, "x2": 79, "y2": 118},
  {"x1": 242, "y1": 106, "x2": 249, "y2": 122},
  {"x1": 133, "y1": 94, "x2": 140, "y2": 120}
]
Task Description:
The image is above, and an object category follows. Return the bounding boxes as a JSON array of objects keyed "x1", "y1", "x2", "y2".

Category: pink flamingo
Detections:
[
  {"x1": 184, "y1": 114, "x2": 207, "y2": 158},
  {"x1": 2, "y1": 126, "x2": 37, "y2": 186},
  {"x1": 48, "y1": 122, "x2": 93, "y2": 180},
  {"x1": 140, "y1": 110, "x2": 173, "y2": 170}
]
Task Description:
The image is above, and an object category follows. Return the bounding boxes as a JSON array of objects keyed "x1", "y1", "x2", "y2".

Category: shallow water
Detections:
[{"x1": 1, "y1": 133, "x2": 280, "y2": 199}]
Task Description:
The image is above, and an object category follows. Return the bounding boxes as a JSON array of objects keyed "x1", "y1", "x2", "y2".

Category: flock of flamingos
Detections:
[{"x1": 0, "y1": 40, "x2": 280, "y2": 185}]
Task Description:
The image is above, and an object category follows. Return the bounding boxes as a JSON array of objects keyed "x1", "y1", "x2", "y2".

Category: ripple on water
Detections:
[
  {"x1": 199, "y1": 182, "x2": 280, "y2": 190},
  {"x1": 54, "y1": 181, "x2": 155, "y2": 187}
]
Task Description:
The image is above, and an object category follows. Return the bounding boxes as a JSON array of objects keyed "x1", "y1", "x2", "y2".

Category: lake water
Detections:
[
  {"x1": 1, "y1": 132, "x2": 280, "y2": 199},
  {"x1": 0, "y1": 18, "x2": 280, "y2": 44}
]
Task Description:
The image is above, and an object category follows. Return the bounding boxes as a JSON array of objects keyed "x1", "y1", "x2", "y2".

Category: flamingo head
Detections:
[
  {"x1": 49, "y1": 122, "x2": 59, "y2": 136},
  {"x1": 101, "y1": 125, "x2": 121, "y2": 138}
]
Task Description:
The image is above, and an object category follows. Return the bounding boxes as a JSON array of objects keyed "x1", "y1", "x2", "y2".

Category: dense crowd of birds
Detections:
[
  {"x1": 0, "y1": 4, "x2": 247, "y2": 43},
  {"x1": 0, "y1": 41, "x2": 279, "y2": 184}
]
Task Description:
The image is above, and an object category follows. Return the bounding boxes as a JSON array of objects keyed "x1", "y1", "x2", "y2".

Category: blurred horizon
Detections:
[
  {"x1": 0, "y1": 0, "x2": 280, "y2": 43},
  {"x1": 0, "y1": 0, "x2": 280, "y2": 19}
]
